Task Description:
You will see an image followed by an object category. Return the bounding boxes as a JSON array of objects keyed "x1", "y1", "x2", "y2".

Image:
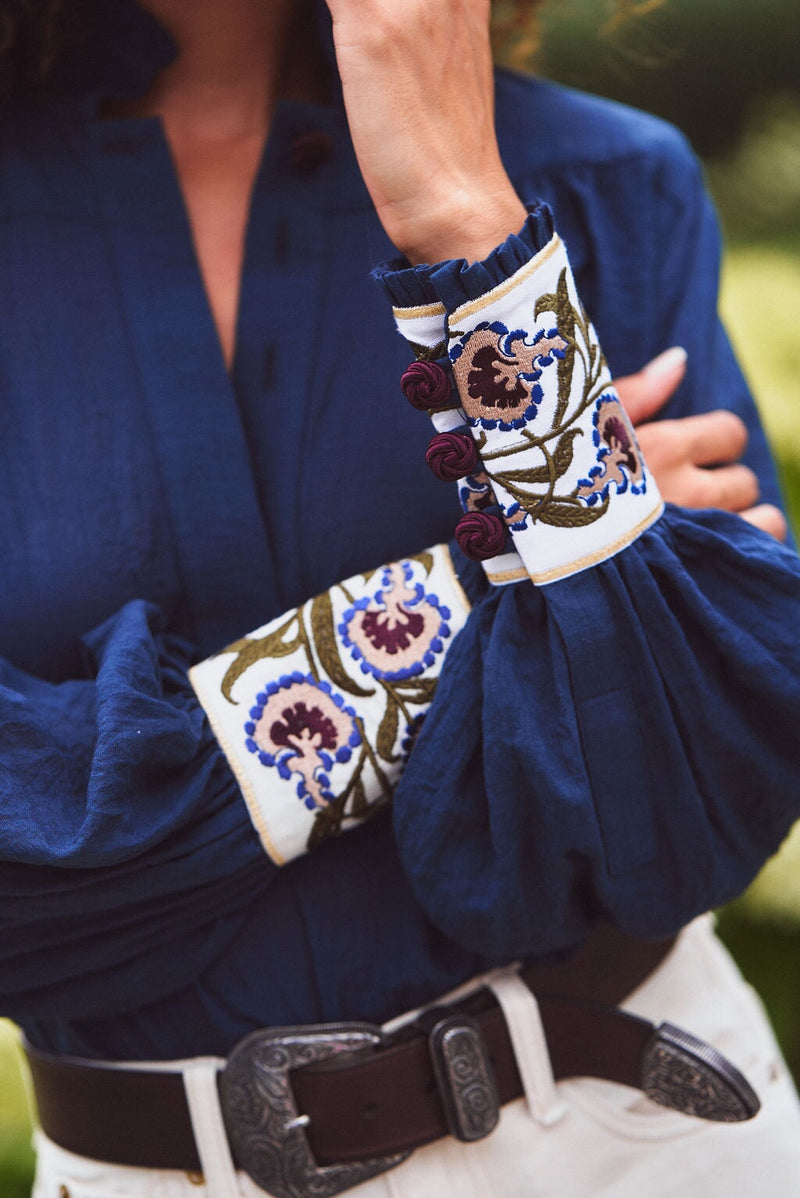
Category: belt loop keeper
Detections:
[
  {"x1": 488, "y1": 970, "x2": 567, "y2": 1128},
  {"x1": 182, "y1": 1057, "x2": 241, "y2": 1198}
]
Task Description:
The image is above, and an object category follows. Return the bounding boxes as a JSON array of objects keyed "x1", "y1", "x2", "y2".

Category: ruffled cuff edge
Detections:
[{"x1": 372, "y1": 202, "x2": 554, "y2": 312}]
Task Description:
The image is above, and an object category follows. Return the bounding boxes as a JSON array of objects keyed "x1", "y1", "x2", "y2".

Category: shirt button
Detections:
[{"x1": 289, "y1": 130, "x2": 334, "y2": 173}]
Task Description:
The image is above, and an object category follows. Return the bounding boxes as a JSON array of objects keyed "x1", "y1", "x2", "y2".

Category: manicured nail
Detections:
[{"x1": 645, "y1": 346, "x2": 688, "y2": 376}]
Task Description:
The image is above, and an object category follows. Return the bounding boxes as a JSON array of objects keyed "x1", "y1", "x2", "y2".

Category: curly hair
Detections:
[
  {"x1": 0, "y1": 0, "x2": 79, "y2": 96},
  {"x1": 492, "y1": 0, "x2": 666, "y2": 66}
]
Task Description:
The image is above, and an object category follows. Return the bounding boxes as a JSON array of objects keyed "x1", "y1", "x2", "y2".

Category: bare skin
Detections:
[
  {"x1": 616, "y1": 349, "x2": 787, "y2": 540},
  {"x1": 134, "y1": 0, "x2": 325, "y2": 367},
  {"x1": 134, "y1": 0, "x2": 784, "y2": 538}
]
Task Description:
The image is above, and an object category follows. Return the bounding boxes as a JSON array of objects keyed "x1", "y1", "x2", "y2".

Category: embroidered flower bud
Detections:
[
  {"x1": 425, "y1": 431, "x2": 479, "y2": 482},
  {"x1": 400, "y1": 360, "x2": 452, "y2": 411},
  {"x1": 454, "y1": 511, "x2": 507, "y2": 561}
]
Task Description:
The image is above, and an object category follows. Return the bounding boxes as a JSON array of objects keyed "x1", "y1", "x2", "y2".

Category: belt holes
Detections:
[{"x1": 361, "y1": 1101, "x2": 378, "y2": 1122}]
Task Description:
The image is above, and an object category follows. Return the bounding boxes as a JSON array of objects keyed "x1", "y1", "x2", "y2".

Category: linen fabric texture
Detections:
[{"x1": 0, "y1": 0, "x2": 798, "y2": 1077}]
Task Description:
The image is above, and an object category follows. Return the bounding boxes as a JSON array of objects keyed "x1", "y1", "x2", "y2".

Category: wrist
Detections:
[{"x1": 386, "y1": 187, "x2": 527, "y2": 268}]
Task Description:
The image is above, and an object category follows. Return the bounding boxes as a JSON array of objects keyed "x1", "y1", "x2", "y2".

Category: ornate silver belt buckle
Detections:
[
  {"x1": 642, "y1": 1022, "x2": 761, "y2": 1122},
  {"x1": 220, "y1": 1022, "x2": 410, "y2": 1198}
]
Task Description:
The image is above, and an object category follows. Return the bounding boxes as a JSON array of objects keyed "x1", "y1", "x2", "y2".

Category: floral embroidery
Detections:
[
  {"x1": 463, "y1": 269, "x2": 626, "y2": 532},
  {"x1": 245, "y1": 674, "x2": 361, "y2": 811},
  {"x1": 449, "y1": 321, "x2": 567, "y2": 431},
  {"x1": 339, "y1": 561, "x2": 451, "y2": 681},
  {"x1": 577, "y1": 395, "x2": 647, "y2": 504},
  {"x1": 393, "y1": 232, "x2": 662, "y2": 590},
  {"x1": 189, "y1": 547, "x2": 471, "y2": 863},
  {"x1": 458, "y1": 469, "x2": 496, "y2": 514}
]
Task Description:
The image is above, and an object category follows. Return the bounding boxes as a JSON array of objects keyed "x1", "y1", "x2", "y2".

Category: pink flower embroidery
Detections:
[
  {"x1": 245, "y1": 674, "x2": 361, "y2": 810},
  {"x1": 578, "y1": 395, "x2": 647, "y2": 504},
  {"x1": 340, "y1": 562, "x2": 452, "y2": 680},
  {"x1": 450, "y1": 321, "x2": 567, "y2": 431}
]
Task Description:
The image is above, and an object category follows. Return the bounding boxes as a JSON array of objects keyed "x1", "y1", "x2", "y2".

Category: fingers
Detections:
[
  {"x1": 687, "y1": 463, "x2": 760, "y2": 512},
  {"x1": 740, "y1": 504, "x2": 790, "y2": 543},
  {"x1": 635, "y1": 419, "x2": 759, "y2": 510},
  {"x1": 682, "y1": 409, "x2": 749, "y2": 468},
  {"x1": 616, "y1": 350, "x2": 786, "y2": 539},
  {"x1": 616, "y1": 346, "x2": 687, "y2": 426}
]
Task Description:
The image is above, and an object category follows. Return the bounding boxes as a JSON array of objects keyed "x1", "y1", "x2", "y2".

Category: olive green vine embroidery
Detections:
[
  {"x1": 474, "y1": 268, "x2": 613, "y2": 530},
  {"x1": 410, "y1": 339, "x2": 448, "y2": 363},
  {"x1": 219, "y1": 551, "x2": 442, "y2": 853}
]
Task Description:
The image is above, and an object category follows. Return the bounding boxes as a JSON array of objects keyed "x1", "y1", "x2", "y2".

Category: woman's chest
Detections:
[{"x1": 0, "y1": 201, "x2": 453, "y2": 678}]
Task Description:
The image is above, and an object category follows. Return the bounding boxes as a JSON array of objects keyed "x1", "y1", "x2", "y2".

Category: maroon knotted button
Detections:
[
  {"x1": 455, "y1": 511, "x2": 507, "y2": 561},
  {"x1": 425, "y1": 431, "x2": 479, "y2": 482},
  {"x1": 400, "y1": 360, "x2": 452, "y2": 411}
]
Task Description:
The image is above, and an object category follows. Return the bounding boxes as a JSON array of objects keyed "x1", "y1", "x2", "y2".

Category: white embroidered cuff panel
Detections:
[
  {"x1": 447, "y1": 233, "x2": 664, "y2": 584},
  {"x1": 189, "y1": 545, "x2": 471, "y2": 865},
  {"x1": 392, "y1": 300, "x2": 528, "y2": 588}
]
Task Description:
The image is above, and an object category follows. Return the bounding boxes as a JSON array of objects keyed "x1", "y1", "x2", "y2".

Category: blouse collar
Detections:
[{"x1": 49, "y1": 0, "x2": 338, "y2": 122}]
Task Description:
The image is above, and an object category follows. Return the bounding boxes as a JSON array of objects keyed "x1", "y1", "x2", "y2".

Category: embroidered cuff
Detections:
[
  {"x1": 445, "y1": 232, "x2": 664, "y2": 584},
  {"x1": 189, "y1": 545, "x2": 471, "y2": 866},
  {"x1": 391, "y1": 294, "x2": 527, "y2": 587}
]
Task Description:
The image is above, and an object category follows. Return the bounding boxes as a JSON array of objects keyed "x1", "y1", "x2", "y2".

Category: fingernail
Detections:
[{"x1": 645, "y1": 346, "x2": 688, "y2": 376}]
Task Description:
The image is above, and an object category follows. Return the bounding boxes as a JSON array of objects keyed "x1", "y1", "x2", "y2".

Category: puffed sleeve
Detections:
[
  {"x1": 0, "y1": 599, "x2": 275, "y2": 1018},
  {"x1": 373, "y1": 205, "x2": 800, "y2": 961}
]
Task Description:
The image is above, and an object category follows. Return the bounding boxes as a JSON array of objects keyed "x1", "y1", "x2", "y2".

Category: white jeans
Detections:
[{"x1": 31, "y1": 916, "x2": 800, "y2": 1198}]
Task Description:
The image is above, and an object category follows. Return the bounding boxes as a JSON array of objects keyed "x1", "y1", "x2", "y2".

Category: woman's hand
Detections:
[
  {"x1": 617, "y1": 348, "x2": 788, "y2": 541},
  {"x1": 324, "y1": 0, "x2": 526, "y2": 263}
]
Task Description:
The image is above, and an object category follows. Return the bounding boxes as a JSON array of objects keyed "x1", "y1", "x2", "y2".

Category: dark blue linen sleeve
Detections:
[
  {"x1": 644, "y1": 133, "x2": 786, "y2": 516},
  {"x1": 377, "y1": 188, "x2": 800, "y2": 962},
  {"x1": 0, "y1": 599, "x2": 274, "y2": 1018},
  {"x1": 391, "y1": 518, "x2": 800, "y2": 961}
]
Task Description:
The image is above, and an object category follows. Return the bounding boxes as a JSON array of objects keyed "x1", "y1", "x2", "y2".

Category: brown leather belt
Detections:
[{"x1": 25, "y1": 924, "x2": 760, "y2": 1198}]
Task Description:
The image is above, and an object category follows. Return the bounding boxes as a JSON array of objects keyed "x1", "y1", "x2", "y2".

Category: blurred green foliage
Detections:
[
  {"x1": 707, "y1": 97, "x2": 800, "y2": 240},
  {"x1": 0, "y1": 1024, "x2": 35, "y2": 1198},
  {"x1": 537, "y1": 0, "x2": 800, "y2": 157}
]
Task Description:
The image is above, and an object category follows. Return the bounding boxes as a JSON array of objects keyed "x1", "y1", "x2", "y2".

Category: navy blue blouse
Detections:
[{"x1": 3, "y1": 2, "x2": 799, "y2": 1062}]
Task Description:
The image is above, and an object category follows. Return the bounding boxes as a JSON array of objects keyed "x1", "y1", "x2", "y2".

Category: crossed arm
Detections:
[
  {"x1": 616, "y1": 349, "x2": 787, "y2": 540},
  {"x1": 323, "y1": 0, "x2": 786, "y2": 541}
]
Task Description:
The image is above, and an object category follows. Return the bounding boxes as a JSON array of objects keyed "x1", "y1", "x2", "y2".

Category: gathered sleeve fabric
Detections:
[
  {"x1": 374, "y1": 206, "x2": 800, "y2": 961},
  {"x1": 0, "y1": 599, "x2": 274, "y2": 1018}
]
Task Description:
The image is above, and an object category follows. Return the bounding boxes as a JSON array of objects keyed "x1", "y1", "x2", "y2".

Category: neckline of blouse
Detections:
[{"x1": 46, "y1": 0, "x2": 341, "y2": 128}]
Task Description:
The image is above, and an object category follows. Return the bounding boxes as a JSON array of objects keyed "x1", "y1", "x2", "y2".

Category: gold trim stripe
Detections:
[
  {"x1": 449, "y1": 235, "x2": 563, "y2": 325},
  {"x1": 392, "y1": 299, "x2": 447, "y2": 321},
  {"x1": 531, "y1": 500, "x2": 665, "y2": 586},
  {"x1": 485, "y1": 565, "x2": 529, "y2": 585}
]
